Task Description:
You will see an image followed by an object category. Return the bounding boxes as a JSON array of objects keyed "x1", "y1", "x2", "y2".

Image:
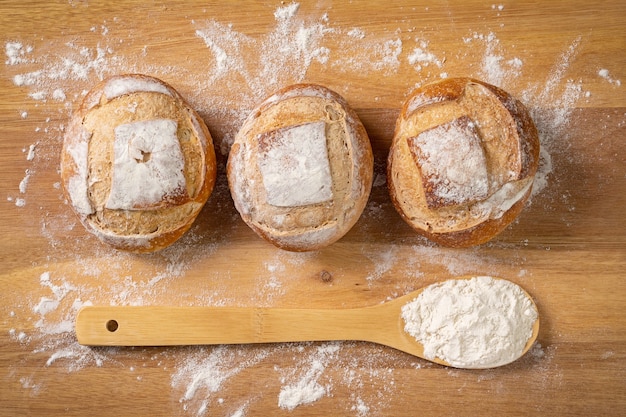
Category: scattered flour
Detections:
[
  {"x1": 21, "y1": 272, "x2": 107, "y2": 371},
  {"x1": 363, "y1": 245, "x2": 401, "y2": 282},
  {"x1": 408, "y1": 39, "x2": 443, "y2": 70},
  {"x1": 598, "y1": 68, "x2": 621, "y2": 86},
  {"x1": 522, "y1": 36, "x2": 584, "y2": 199},
  {"x1": 3, "y1": 1, "x2": 612, "y2": 415},
  {"x1": 193, "y1": 4, "x2": 331, "y2": 100},
  {"x1": 277, "y1": 343, "x2": 340, "y2": 410},
  {"x1": 52, "y1": 88, "x2": 67, "y2": 101},
  {"x1": 25, "y1": 143, "x2": 37, "y2": 160},
  {"x1": 229, "y1": 405, "x2": 247, "y2": 417},
  {"x1": 10, "y1": 41, "x2": 119, "y2": 90},
  {"x1": 331, "y1": 31, "x2": 404, "y2": 76},
  {"x1": 172, "y1": 345, "x2": 272, "y2": 412},
  {"x1": 18, "y1": 169, "x2": 31, "y2": 193},
  {"x1": 274, "y1": 2, "x2": 300, "y2": 20},
  {"x1": 352, "y1": 397, "x2": 370, "y2": 416},
  {"x1": 190, "y1": 7, "x2": 334, "y2": 151},
  {"x1": 5, "y1": 41, "x2": 33, "y2": 65},
  {"x1": 372, "y1": 38, "x2": 403, "y2": 72},
  {"x1": 347, "y1": 28, "x2": 366, "y2": 39},
  {"x1": 469, "y1": 31, "x2": 524, "y2": 86}
]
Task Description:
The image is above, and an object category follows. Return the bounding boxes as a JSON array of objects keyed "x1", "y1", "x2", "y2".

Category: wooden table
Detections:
[{"x1": 1, "y1": 1, "x2": 625, "y2": 415}]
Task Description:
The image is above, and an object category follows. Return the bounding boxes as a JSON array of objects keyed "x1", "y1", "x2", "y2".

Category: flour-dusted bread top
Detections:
[
  {"x1": 60, "y1": 74, "x2": 217, "y2": 252},
  {"x1": 387, "y1": 78, "x2": 539, "y2": 247},
  {"x1": 227, "y1": 84, "x2": 374, "y2": 251}
]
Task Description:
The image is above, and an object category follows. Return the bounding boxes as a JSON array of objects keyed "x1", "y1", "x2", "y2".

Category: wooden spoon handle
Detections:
[{"x1": 76, "y1": 305, "x2": 385, "y2": 346}]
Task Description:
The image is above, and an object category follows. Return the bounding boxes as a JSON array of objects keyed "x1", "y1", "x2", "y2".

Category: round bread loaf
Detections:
[
  {"x1": 227, "y1": 84, "x2": 374, "y2": 251},
  {"x1": 387, "y1": 77, "x2": 540, "y2": 247},
  {"x1": 60, "y1": 74, "x2": 217, "y2": 253}
]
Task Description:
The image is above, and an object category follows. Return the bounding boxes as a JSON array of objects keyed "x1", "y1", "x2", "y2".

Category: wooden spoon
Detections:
[{"x1": 76, "y1": 276, "x2": 539, "y2": 369}]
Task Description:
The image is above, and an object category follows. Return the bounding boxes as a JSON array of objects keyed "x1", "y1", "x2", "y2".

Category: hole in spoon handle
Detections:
[{"x1": 106, "y1": 319, "x2": 119, "y2": 332}]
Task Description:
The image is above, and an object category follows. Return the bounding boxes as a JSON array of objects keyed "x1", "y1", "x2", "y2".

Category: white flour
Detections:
[
  {"x1": 409, "y1": 117, "x2": 489, "y2": 207},
  {"x1": 107, "y1": 119, "x2": 187, "y2": 210},
  {"x1": 401, "y1": 276, "x2": 538, "y2": 369},
  {"x1": 523, "y1": 36, "x2": 584, "y2": 200},
  {"x1": 277, "y1": 343, "x2": 340, "y2": 410},
  {"x1": 2, "y1": 1, "x2": 618, "y2": 416},
  {"x1": 172, "y1": 345, "x2": 273, "y2": 411},
  {"x1": 102, "y1": 76, "x2": 173, "y2": 101},
  {"x1": 408, "y1": 39, "x2": 443, "y2": 71},
  {"x1": 257, "y1": 121, "x2": 333, "y2": 207}
]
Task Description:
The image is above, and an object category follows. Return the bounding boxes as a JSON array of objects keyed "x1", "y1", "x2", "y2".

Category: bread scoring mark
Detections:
[
  {"x1": 458, "y1": 82, "x2": 522, "y2": 183},
  {"x1": 408, "y1": 115, "x2": 489, "y2": 209},
  {"x1": 256, "y1": 120, "x2": 333, "y2": 207},
  {"x1": 106, "y1": 119, "x2": 188, "y2": 210}
]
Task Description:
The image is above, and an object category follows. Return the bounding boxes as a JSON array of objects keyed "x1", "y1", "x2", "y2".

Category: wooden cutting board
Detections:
[{"x1": 1, "y1": 1, "x2": 625, "y2": 416}]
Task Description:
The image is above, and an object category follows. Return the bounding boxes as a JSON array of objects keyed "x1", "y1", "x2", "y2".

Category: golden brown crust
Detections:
[
  {"x1": 387, "y1": 77, "x2": 539, "y2": 247},
  {"x1": 227, "y1": 83, "x2": 373, "y2": 251},
  {"x1": 60, "y1": 74, "x2": 216, "y2": 253}
]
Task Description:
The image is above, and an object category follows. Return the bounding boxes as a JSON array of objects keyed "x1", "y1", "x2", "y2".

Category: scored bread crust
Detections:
[
  {"x1": 227, "y1": 83, "x2": 374, "y2": 251},
  {"x1": 60, "y1": 74, "x2": 217, "y2": 252},
  {"x1": 387, "y1": 77, "x2": 540, "y2": 247}
]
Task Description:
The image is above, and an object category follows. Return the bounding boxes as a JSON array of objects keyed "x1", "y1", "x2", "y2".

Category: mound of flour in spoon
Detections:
[{"x1": 401, "y1": 276, "x2": 538, "y2": 369}]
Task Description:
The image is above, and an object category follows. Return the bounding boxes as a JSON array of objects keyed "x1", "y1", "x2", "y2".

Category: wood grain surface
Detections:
[{"x1": 1, "y1": 1, "x2": 625, "y2": 416}]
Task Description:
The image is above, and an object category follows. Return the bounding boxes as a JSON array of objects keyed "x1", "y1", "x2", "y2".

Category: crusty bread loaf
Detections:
[
  {"x1": 227, "y1": 84, "x2": 374, "y2": 251},
  {"x1": 60, "y1": 74, "x2": 217, "y2": 252},
  {"x1": 387, "y1": 77, "x2": 540, "y2": 247}
]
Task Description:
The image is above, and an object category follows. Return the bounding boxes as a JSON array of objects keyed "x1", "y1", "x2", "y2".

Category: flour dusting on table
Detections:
[{"x1": 2, "y1": 1, "x2": 616, "y2": 416}]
